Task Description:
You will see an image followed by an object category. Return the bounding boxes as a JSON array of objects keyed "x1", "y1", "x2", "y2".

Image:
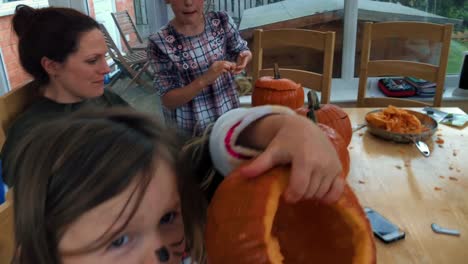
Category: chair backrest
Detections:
[
  {"x1": 99, "y1": 23, "x2": 126, "y2": 63},
  {"x1": 0, "y1": 81, "x2": 39, "y2": 149},
  {"x1": 357, "y1": 21, "x2": 453, "y2": 107},
  {"x1": 111, "y1": 10, "x2": 143, "y2": 52},
  {"x1": 252, "y1": 28, "x2": 335, "y2": 104},
  {"x1": 0, "y1": 190, "x2": 15, "y2": 262}
]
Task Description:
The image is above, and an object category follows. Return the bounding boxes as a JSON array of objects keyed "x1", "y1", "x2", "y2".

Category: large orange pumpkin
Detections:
[
  {"x1": 205, "y1": 123, "x2": 375, "y2": 263},
  {"x1": 296, "y1": 91, "x2": 353, "y2": 146},
  {"x1": 205, "y1": 166, "x2": 376, "y2": 264},
  {"x1": 252, "y1": 64, "x2": 304, "y2": 109}
]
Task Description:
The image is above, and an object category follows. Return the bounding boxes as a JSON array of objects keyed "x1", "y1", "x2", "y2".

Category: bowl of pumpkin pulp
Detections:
[{"x1": 365, "y1": 105, "x2": 437, "y2": 143}]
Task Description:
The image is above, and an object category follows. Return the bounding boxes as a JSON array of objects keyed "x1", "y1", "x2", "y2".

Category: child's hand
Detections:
[
  {"x1": 233, "y1": 51, "x2": 252, "y2": 74},
  {"x1": 204, "y1": 61, "x2": 236, "y2": 85},
  {"x1": 239, "y1": 114, "x2": 344, "y2": 204}
]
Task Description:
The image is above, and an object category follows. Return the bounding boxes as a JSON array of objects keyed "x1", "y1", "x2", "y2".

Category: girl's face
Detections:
[
  {"x1": 168, "y1": 0, "x2": 205, "y2": 26},
  {"x1": 59, "y1": 159, "x2": 185, "y2": 264},
  {"x1": 50, "y1": 28, "x2": 110, "y2": 102}
]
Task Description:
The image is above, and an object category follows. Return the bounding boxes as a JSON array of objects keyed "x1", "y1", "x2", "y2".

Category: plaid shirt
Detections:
[{"x1": 148, "y1": 11, "x2": 249, "y2": 136}]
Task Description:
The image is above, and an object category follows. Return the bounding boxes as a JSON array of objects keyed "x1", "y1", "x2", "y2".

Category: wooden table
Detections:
[{"x1": 346, "y1": 107, "x2": 467, "y2": 264}]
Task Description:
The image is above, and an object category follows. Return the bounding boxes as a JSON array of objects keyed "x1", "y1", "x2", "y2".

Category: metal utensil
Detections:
[
  {"x1": 423, "y1": 107, "x2": 449, "y2": 123},
  {"x1": 353, "y1": 124, "x2": 367, "y2": 133},
  {"x1": 431, "y1": 223, "x2": 460, "y2": 236},
  {"x1": 413, "y1": 140, "x2": 430, "y2": 157}
]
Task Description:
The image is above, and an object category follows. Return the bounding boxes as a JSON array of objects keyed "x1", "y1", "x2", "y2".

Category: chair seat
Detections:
[
  {"x1": 131, "y1": 41, "x2": 148, "y2": 51},
  {"x1": 121, "y1": 51, "x2": 148, "y2": 65},
  {"x1": 100, "y1": 23, "x2": 152, "y2": 92}
]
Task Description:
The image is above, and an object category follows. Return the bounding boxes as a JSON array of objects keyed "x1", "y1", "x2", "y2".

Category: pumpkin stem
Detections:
[
  {"x1": 306, "y1": 91, "x2": 317, "y2": 123},
  {"x1": 308, "y1": 90, "x2": 321, "y2": 110},
  {"x1": 273, "y1": 63, "x2": 281, "y2": 79}
]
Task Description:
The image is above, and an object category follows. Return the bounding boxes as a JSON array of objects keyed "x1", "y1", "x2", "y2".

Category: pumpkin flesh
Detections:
[{"x1": 205, "y1": 167, "x2": 376, "y2": 264}]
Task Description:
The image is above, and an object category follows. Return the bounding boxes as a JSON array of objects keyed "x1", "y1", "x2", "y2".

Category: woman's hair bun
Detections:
[{"x1": 12, "y1": 5, "x2": 38, "y2": 38}]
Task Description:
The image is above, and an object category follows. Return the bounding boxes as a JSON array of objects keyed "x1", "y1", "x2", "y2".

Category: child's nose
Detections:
[{"x1": 155, "y1": 247, "x2": 170, "y2": 262}]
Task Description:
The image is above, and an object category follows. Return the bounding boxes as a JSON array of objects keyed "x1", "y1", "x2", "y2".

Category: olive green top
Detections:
[{"x1": 0, "y1": 89, "x2": 129, "y2": 186}]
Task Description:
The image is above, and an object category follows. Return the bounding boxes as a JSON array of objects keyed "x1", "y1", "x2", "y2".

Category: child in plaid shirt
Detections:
[{"x1": 148, "y1": 0, "x2": 252, "y2": 136}]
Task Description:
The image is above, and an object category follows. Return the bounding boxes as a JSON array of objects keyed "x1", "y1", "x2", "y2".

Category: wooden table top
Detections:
[{"x1": 345, "y1": 107, "x2": 467, "y2": 264}]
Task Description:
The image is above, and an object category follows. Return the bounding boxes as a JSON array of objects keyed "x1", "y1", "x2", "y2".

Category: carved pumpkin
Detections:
[
  {"x1": 205, "y1": 166, "x2": 376, "y2": 264},
  {"x1": 252, "y1": 64, "x2": 304, "y2": 109},
  {"x1": 205, "y1": 123, "x2": 375, "y2": 263},
  {"x1": 296, "y1": 91, "x2": 353, "y2": 146}
]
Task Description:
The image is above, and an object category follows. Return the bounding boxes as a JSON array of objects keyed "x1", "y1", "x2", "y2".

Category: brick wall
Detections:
[
  {"x1": 0, "y1": 15, "x2": 32, "y2": 90},
  {"x1": 88, "y1": 0, "x2": 96, "y2": 18},
  {"x1": 115, "y1": 0, "x2": 138, "y2": 49},
  {"x1": 88, "y1": 0, "x2": 138, "y2": 51}
]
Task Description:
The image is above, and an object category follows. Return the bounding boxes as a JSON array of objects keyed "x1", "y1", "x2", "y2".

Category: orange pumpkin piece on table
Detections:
[
  {"x1": 296, "y1": 91, "x2": 353, "y2": 146},
  {"x1": 252, "y1": 64, "x2": 305, "y2": 109}
]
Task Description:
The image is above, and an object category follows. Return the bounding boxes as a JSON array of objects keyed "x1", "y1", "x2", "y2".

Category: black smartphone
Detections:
[{"x1": 364, "y1": 207, "x2": 405, "y2": 243}]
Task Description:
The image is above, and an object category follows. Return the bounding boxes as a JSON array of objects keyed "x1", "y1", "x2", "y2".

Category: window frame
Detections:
[
  {"x1": 0, "y1": 47, "x2": 10, "y2": 95},
  {"x1": 0, "y1": 0, "x2": 49, "y2": 17}
]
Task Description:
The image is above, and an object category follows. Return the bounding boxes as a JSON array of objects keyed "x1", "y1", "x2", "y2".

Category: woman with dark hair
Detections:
[{"x1": 0, "y1": 5, "x2": 128, "y2": 186}]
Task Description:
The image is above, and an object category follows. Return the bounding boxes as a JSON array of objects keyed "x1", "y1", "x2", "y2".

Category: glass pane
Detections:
[
  {"x1": 360, "y1": 0, "x2": 468, "y2": 75},
  {"x1": 369, "y1": 37, "x2": 443, "y2": 65},
  {"x1": 210, "y1": 0, "x2": 344, "y2": 78}
]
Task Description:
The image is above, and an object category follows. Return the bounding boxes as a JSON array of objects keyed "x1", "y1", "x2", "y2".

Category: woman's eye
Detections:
[
  {"x1": 160, "y1": 212, "x2": 177, "y2": 225},
  {"x1": 110, "y1": 235, "x2": 130, "y2": 249},
  {"x1": 86, "y1": 58, "x2": 98, "y2": 64}
]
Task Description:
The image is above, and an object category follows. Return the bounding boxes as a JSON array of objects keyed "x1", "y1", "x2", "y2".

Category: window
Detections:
[
  {"x1": 366, "y1": 0, "x2": 468, "y2": 75},
  {"x1": 0, "y1": 47, "x2": 9, "y2": 95},
  {"x1": 0, "y1": 0, "x2": 48, "y2": 17}
]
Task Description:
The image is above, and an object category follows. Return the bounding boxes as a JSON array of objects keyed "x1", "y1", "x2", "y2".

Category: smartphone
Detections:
[{"x1": 364, "y1": 207, "x2": 405, "y2": 243}]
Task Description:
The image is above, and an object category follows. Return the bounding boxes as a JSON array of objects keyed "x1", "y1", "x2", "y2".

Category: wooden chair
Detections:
[
  {"x1": 99, "y1": 23, "x2": 152, "y2": 92},
  {"x1": 0, "y1": 189, "x2": 15, "y2": 262},
  {"x1": 252, "y1": 28, "x2": 335, "y2": 104},
  {"x1": 0, "y1": 82, "x2": 39, "y2": 149},
  {"x1": 111, "y1": 10, "x2": 147, "y2": 52},
  {"x1": 357, "y1": 21, "x2": 453, "y2": 107}
]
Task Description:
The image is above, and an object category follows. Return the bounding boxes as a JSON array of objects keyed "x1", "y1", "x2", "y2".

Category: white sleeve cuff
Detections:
[{"x1": 209, "y1": 105, "x2": 296, "y2": 176}]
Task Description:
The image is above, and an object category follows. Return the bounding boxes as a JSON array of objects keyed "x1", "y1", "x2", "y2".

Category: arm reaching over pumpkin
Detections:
[{"x1": 209, "y1": 105, "x2": 344, "y2": 204}]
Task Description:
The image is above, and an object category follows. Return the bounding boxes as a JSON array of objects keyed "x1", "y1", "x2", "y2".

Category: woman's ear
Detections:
[{"x1": 40, "y1": 56, "x2": 61, "y2": 77}]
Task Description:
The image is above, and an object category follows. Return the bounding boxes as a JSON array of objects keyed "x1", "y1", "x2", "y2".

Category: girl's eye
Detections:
[
  {"x1": 110, "y1": 235, "x2": 130, "y2": 249},
  {"x1": 160, "y1": 212, "x2": 177, "y2": 225}
]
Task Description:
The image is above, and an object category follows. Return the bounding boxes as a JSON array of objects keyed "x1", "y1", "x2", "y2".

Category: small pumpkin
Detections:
[
  {"x1": 205, "y1": 166, "x2": 376, "y2": 264},
  {"x1": 296, "y1": 91, "x2": 353, "y2": 146},
  {"x1": 252, "y1": 64, "x2": 304, "y2": 109},
  {"x1": 317, "y1": 123, "x2": 350, "y2": 180}
]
